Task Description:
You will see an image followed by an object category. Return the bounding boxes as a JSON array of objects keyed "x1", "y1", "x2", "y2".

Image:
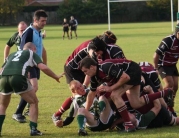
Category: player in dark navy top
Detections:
[
  {"x1": 12, "y1": 10, "x2": 48, "y2": 123},
  {"x1": 153, "y1": 23, "x2": 179, "y2": 116},
  {"x1": 62, "y1": 18, "x2": 69, "y2": 40},
  {"x1": 79, "y1": 57, "x2": 173, "y2": 132},
  {"x1": 69, "y1": 16, "x2": 78, "y2": 39}
]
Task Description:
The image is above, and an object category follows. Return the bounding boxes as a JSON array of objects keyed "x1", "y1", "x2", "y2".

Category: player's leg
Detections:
[
  {"x1": 67, "y1": 30, "x2": 70, "y2": 39},
  {"x1": 70, "y1": 29, "x2": 72, "y2": 39},
  {"x1": 52, "y1": 96, "x2": 73, "y2": 126},
  {"x1": 63, "y1": 31, "x2": 65, "y2": 40},
  {"x1": 98, "y1": 96, "x2": 112, "y2": 123},
  {"x1": 110, "y1": 84, "x2": 136, "y2": 132},
  {"x1": 0, "y1": 94, "x2": 11, "y2": 136},
  {"x1": 77, "y1": 107, "x2": 96, "y2": 136},
  {"x1": 126, "y1": 84, "x2": 173, "y2": 109},
  {"x1": 74, "y1": 28, "x2": 77, "y2": 39}
]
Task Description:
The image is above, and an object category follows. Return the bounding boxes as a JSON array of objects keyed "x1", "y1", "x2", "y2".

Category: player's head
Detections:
[
  {"x1": 102, "y1": 30, "x2": 117, "y2": 44},
  {"x1": 80, "y1": 57, "x2": 97, "y2": 77},
  {"x1": 175, "y1": 23, "x2": 179, "y2": 39},
  {"x1": 23, "y1": 42, "x2": 36, "y2": 52},
  {"x1": 64, "y1": 18, "x2": 67, "y2": 22},
  {"x1": 69, "y1": 80, "x2": 85, "y2": 95},
  {"x1": 88, "y1": 36, "x2": 107, "y2": 52},
  {"x1": 18, "y1": 21, "x2": 27, "y2": 35},
  {"x1": 70, "y1": 16, "x2": 74, "y2": 20},
  {"x1": 33, "y1": 9, "x2": 48, "y2": 30}
]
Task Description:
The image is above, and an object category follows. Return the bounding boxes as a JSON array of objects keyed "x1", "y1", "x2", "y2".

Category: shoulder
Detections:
[{"x1": 10, "y1": 32, "x2": 19, "y2": 38}]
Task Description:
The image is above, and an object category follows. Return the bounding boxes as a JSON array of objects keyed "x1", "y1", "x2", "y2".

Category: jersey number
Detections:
[{"x1": 12, "y1": 51, "x2": 22, "y2": 61}]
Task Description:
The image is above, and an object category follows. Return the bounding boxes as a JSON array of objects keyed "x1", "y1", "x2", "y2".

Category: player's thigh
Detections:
[
  {"x1": 0, "y1": 76, "x2": 13, "y2": 95},
  {"x1": 99, "y1": 96, "x2": 112, "y2": 123},
  {"x1": 20, "y1": 89, "x2": 38, "y2": 104},
  {"x1": 9, "y1": 75, "x2": 33, "y2": 94},
  {"x1": 111, "y1": 84, "x2": 132, "y2": 97},
  {"x1": 0, "y1": 94, "x2": 11, "y2": 107},
  {"x1": 83, "y1": 111, "x2": 98, "y2": 126},
  {"x1": 126, "y1": 85, "x2": 141, "y2": 107}
]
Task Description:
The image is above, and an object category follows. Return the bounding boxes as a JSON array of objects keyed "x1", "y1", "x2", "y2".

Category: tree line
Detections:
[{"x1": 0, "y1": 0, "x2": 178, "y2": 25}]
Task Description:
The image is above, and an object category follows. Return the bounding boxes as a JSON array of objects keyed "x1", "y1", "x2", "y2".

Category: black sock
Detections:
[{"x1": 15, "y1": 98, "x2": 27, "y2": 114}]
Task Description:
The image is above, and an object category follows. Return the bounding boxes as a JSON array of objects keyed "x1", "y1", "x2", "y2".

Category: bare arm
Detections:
[
  {"x1": 37, "y1": 63, "x2": 64, "y2": 82},
  {"x1": 42, "y1": 46, "x2": 47, "y2": 65},
  {"x1": 110, "y1": 72, "x2": 130, "y2": 91},
  {"x1": 85, "y1": 91, "x2": 96, "y2": 110},
  {"x1": 98, "y1": 72, "x2": 130, "y2": 93},
  {"x1": 153, "y1": 52, "x2": 159, "y2": 70},
  {"x1": 4, "y1": 45, "x2": 11, "y2": 62},
  {"x1": 83, "y1": 75, "x2": 91, "y2": 88}
]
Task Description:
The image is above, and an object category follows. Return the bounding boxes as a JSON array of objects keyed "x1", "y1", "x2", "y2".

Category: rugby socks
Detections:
[
  {"x1": 15, "y1": 98, "x2": 27, "y2": 114},
  {"x1": 77, "y1": 115, "x2": 86, "y2": 129},
  {"x1": 55, "y1": 96, "x2": 73, "y2": 117},
  {"x1": 143, "y1": 89, "x2": 171, "y2": 104},
  {"x1": 30, "y1": 121, "x2": 37, "y2": 130},
  {"x1": 99, "y1": 101, "x2": 106, "y2": 112},
  {"x1": 0, "y1": 115, "x2": 5, "y2": 135},
  {"x1": 117, "y1": 105, "x2": 134, "y2": 129}
]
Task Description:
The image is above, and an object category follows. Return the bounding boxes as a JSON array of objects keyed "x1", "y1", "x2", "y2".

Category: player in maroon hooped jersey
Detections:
[
  {"x1": 79, "y1": 57, "x2": 173, "y2": 132},
  {"x1": 153, "y1": 23, "x2": 179, "y2": 116},
  {"x1": 52, "y1": 36, "x2": 126, "y2": 125}
]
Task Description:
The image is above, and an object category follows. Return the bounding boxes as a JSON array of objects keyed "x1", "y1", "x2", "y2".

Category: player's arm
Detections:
[
  {"x1": 75, "y1": 19, "x2": 78, "y2": 26},
  {"x1": 83, "y1": 75, "x2": 90, "y2": 88},
  {"x1": 4, "y1": 33, "x2": 17, "y2": 62},
  {"x1": 99, "y1": 64, "x2": 130, "y2": 92},
  {"x1": 4, "y1": 45, "x2": 11, "y2": 62},
  {"x1": 42, "y1": 46, "x2": 47, "y2": 65},
  {"x1": 33, "y1": 53, "x2": 63, "y2": 82},
  {"x1": 85, "y1": 91, "x2": 96, "y2": 110}
]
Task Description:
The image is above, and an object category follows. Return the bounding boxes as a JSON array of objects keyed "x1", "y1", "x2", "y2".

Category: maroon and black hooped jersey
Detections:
[
  {"x1": 90, "y1": 59, "x2": 132, "y2": 91},
  {"x1": 104, "y1": 44, "x2": 126, "y2": 60},
  {"x1": 139, "y1": 61, "x2": 161, "y2": 89},
  {"x1": 65, "y1": 41, "x2": 126, "y2": 70},
  {"x1": 156, "y1": 34, "x2": 179, "y2": 66},
  {"x1": 65, "y1": 40, "x2": 90, "y2": 69}
]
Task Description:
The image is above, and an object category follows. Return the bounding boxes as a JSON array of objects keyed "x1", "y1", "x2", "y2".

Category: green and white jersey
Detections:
[
  {"x1": 6, "y1": 32, "x2": 21, "y2": 50},
  {"x1": 1, "y1": 50, "x2": 43, "y2": 77},
  {"x1": 68, "y1": 91, "x2": 98, "y2": 118}
]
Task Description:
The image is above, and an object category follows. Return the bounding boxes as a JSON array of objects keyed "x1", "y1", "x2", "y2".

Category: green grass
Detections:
[{"x1": 0, "y1": 22, "x2": 179, "y2": 138}]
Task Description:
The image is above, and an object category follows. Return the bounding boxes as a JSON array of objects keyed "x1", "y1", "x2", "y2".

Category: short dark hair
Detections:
[
  {"x1": 88, "y1": 36, "x2": 107, "y2": 52},
  {"x1": 79, "y1": 57, "x2": 97, "y2": 69},
  {"x1": 34, "y1": 10, "x2": 48, "y2": 20}
]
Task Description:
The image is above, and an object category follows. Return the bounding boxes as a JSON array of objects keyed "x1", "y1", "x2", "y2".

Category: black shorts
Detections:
[
  {"x1": 64, "y1": 65, "x2": 85, "y2": 84},
  {"x1": 147, "y1": 72, "x2": 161, "y2": 90},
  {"x1": 158, "y1": 65, "x2": 179, "y2": 79},
  {"x1": 29, "y1": 67, "x2": 40, "y2": 79},
  {"x1": 86, "y1": 115, "x2": 115, "y2": 131},
  {"x1": 126, "y1": 61, "x2": 141, "y2": 86},
  {"x1": 147, "y1": 106, "x2": 172, "y2": 128},
  {"x1": 70, "y1": 26, "x2": 77, "y2": 31},
  {"x1": 63, "y1": 28, "x2": 69, "y2": 32}
]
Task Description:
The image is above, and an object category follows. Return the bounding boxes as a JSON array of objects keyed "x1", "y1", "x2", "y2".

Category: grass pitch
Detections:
[{"x1": 0, "y1": 22, "x2": 178, "y2": 138}]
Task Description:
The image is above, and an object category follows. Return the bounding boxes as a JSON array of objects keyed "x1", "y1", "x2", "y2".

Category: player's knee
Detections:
[{"x1": 78, "y1": 107, "x2": 86, "y2": 115}]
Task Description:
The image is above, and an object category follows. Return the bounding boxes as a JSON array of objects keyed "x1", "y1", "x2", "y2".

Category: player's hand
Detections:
[
  {"x1": 143, "y1": 85, "x2": 154, "y2": 94},
  {"x1": 55, "y1": 72, "x2": 65, "y2": 83},
  {"x1": 97, "y1": 85, "x2": 111, "y2": 93},
  {"x1": 55, "y1": 119, "x2": 63, "y2": 127}
]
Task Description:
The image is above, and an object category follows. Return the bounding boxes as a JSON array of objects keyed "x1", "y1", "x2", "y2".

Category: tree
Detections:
[{"x1": 0, "y1": 0, "x2": 25, "y2": 25}]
